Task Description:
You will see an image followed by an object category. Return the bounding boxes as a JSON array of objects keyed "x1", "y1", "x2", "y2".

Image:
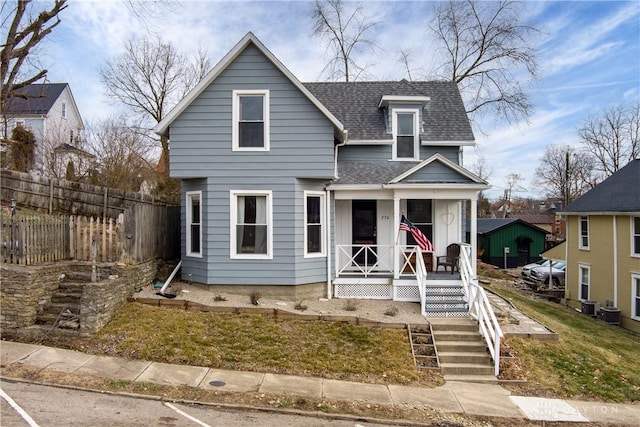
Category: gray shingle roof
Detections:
[
  {"x1": 562, "y1": 159, "x2": 640, "y2": 213},
  {"x1": 303, "y1": 80, "x2": 474, "y2": 142},
  {"x1": 333, "y1": 161, "x2": 416, "y2": 185},
  {"x1": 477, "y1": 218, "x2": 549, "y2": 235},
  {"x1": 3, "y1": 83, "x2": 67, "y2": 115}
]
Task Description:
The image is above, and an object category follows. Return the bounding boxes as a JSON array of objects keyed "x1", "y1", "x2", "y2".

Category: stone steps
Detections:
[{"x1": 430, "y1": 318, "x2": 497, "y2": 383}]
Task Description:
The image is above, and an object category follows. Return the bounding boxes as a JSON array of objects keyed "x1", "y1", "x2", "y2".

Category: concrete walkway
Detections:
[{"x1": 1, "y1": 340, "x2": 638, "y2": 425}]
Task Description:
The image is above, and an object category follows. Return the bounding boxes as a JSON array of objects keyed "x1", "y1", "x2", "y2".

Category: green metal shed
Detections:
[{"x1": 476, "y1": 219, "x2": 549, "y2": 268}]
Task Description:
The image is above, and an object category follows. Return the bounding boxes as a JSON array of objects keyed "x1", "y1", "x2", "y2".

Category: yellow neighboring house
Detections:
[{"x1": 555, "y1": 160, "x2": 640, "y2": 333}]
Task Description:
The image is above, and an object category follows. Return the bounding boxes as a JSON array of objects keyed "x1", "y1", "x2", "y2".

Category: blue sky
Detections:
[{"x1": 33, "y1": 0, "x2": 640, "y2": 200}]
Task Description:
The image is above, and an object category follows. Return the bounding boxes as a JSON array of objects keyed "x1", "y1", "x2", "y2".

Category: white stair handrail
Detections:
[{"x1": 459, "y1": 244, "x2": 504, "y2": 376}]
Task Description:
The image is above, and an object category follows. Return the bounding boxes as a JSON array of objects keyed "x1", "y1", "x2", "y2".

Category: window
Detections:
[
  {"x1": 406, "y1": 199, "x2": 433, "y2": 246},
  {"x1": 579, "y1": 264, "x2": 590, "y2": 301},
  {"x1": 305, "y1": 192, "x2": 325, "y2": 256},
  {"x1": 14, "y1": 120, "x2": 25, "y2": 128},
  {"x1": 232, "y1": 90, "x2": 269, "y2": 151},
  {"x1": 579, "y1": 216, "x2": 589, "y2": 249},
  {"x1": 632, "y1": 274, "x2": 640, "y2": 320},
  {"x1": 633, "y1": 217, "x2": 640, "y2": 256},
  {"x1": 61, "y1": 102, "x2": 67, "y2": 119},
  {"x1": 70, "y1": 130, "x2": 74, "y2": 144},
  {"x1": 231, "y1": 191, "x2": 272, "y2": 258},
  {"x1": 186, "y1": 192, "x2": 202, "y2": 257},
  {"x1": 393, "y1": 110, "x2": 418, "y2": 160}
]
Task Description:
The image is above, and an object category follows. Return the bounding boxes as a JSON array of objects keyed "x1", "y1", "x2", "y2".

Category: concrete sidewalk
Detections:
[{"x1": 1, "y1": 340, "x2": 638, "y2": 425}]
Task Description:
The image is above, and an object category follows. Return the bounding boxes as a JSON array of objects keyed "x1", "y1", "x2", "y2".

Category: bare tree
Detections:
[
  {"x1": 535, "y1": 145, "x2": 597, "y2": 205},
  {"x1": 99, "y1": 36, "x2": 210, "y2": 177},
  {"x1": 311, "y1": 0, "x2": 379, "y2": 82},
  {"x1": 578, "y1": 103, "x2": 640, "y2": 177},
  {"x1": 429, "y1": 0, "x2": 538, "y2": 123},
  {"x1": 501, "y1": 172, "x2": 525, "y2": 218},
  {"x1": 0, "y1": 0, "x2": 68, "y2": 137},
  {"x1": 86, "y1": 115, "x2": 157, "y2": 192}
]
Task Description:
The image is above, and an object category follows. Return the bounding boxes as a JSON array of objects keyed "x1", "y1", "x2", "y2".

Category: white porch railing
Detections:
[
  {"x1": 335, "y1": 245, "x2": 425, "y2": 277},
  {"x1": 335, "y1": 244, "x2": 394, "y2": 277},
  {"x1": 459, "y1": 243, "x2": 504, "y2": 376}
]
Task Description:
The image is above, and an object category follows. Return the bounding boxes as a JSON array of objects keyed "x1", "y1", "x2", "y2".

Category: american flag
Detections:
[{"x1": 400, "y1": 215, "x2": 433, "y2": 252}]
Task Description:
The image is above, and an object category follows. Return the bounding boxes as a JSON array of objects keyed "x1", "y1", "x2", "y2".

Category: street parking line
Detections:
[
  {"x1": 163, "y1": 401, "x2": 212, "y2": 427},
  {"x1": 0, "y1": 387, "x2": 40, "y2": 427}
]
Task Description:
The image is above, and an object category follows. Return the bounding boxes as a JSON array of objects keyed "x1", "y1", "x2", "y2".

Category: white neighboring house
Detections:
[{"x1": 2, "y1": 83, "x2": 90, "y2": 178}]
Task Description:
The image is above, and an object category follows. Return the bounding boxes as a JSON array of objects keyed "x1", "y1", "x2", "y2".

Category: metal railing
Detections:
[{"x1": 459, "y1": 243, "x2": 504, "y2": 376}]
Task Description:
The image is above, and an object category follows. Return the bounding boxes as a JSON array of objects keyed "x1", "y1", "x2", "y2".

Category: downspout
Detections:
[
  {"x1": 326, "y1": 188, "x2": 332, "y2": 299},
  {"x1": 334, "y1": 130, "x2": 348, "y2": 179},
  {"x1": 613, "y1": 215, "x2": 618, "y2": 307},
  {"x1": 328, "y1": 129, "x2": 347, "y2": 298}
]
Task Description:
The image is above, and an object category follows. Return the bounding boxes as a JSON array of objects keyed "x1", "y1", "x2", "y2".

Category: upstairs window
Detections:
[
  {"x1": 579, "y1": 216, "x2": 589, "y2": 249},
  {"x1": 232, "y1": 90, "x2": 270, "y2": 151},
  {"x1": 393, "y1": 110, "x2": 418, "y2": 160},
  {"x1": 633, "y1": 216, "x2": 640, "y2": 256},
  {"x1": 62, "y1": 102, "x2": 67, "y2": 119}
]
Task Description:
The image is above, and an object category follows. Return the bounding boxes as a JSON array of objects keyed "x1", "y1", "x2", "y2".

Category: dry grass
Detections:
[
  {"x1": 37, "y1": 302, "x2": 442, "y2": 387},
  {"x1": 486, "y1": 280, "x2": 640, "y2": 402}
]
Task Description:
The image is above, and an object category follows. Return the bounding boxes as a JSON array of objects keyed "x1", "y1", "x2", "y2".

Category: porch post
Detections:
[
  {"x1": 326, "y1": 189, "x2": 333, "y2": 299},
  {"x1": 470, "y1": 197, "x2": 478, "y2": 274},
  {"x1": 393, "y1": 196, "x2": 401, "y2": 279}
]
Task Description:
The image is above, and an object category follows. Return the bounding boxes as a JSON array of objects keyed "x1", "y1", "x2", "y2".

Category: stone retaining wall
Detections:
[
  {"x1": 0, "y1": 263, "x2": 66, "y2": 328},
  {"x1": 1, "y1": 260, "x2": 159, "y2": 334},
  {"x1": 79, "y1": 260, "x2": 158, "y2": 335}
]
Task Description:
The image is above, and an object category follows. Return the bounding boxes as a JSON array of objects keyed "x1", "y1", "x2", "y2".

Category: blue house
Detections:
[{"x1": 155, "y1": 33, "x2": 489, "y2": 315}]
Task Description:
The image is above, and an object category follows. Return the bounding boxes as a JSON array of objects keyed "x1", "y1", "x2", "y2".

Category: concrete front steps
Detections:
[{"x1": 430, "y1": 318, "x2": 497, "y2": 384}]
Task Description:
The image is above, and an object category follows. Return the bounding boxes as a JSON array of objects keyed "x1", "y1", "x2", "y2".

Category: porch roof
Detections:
[{"x1": 330, "y1": 155, "x2": 487, "y2": 187}]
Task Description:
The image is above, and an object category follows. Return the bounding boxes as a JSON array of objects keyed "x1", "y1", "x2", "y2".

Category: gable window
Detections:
[
  {"x1": 186, "y1": 191, "x2": 202, "y2": 257},
  {"x1": 579, "y1": 216, "x2": 589, "y2": 249},
  {"x1": 579, "y1": 264, "x2": 590, "y2": 301},
  {"x1": 232, "y1": 90, "x2": 270, "y2": 151},
  {"x1": 231, "y1": 190, "x2": 272, "y2": 258},
  {"x1": 633, "y1": 217, "x2": 640, "y2": 256},
  {"x1": 393, "y1": 110, "x2": 418, "y2": 160},
  {"x1": 62, "y1": 102, "x2": 67, "y2": 119},
  {"x1": 632, "y1": 274, "x2": 640, "y2": 320},
  {"x1": 305, "y1": 192, "x2": 325, "y2": 256}
]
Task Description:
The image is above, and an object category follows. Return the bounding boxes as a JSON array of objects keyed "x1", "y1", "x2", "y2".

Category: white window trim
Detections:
[
  {"x1": 232, "y1": 90, "x2": 270, "y2": 152},
  {"x1": 230, "y1": 190, "x2": 273, "y2": 259},
  {"x1": 579, "y1": 216, "x2": 590, "y2": 250},
  {"x1": 632, "y1": 273, "x2": 640, "y2": 321},
  {"x1": 578, "y1": 263, "x2": 590, "y2": 301},
  {"x1": 632, "y1": 216, "x2": 640, "y2": 257},
  {"x1": 61, "y1": 102, "x2": 67, "y2": 119},
  {"x1": 186, "y1": 191, "x2": 202, "y2": 258},
  {"x1": 304, "y1": 191, "x2": 326, "y2": 258},
  {"x1": 391, "y1": 108, "x2": 420, "y2": 161}
]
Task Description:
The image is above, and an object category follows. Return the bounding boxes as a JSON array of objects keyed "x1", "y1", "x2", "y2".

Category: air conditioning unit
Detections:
[{"x1": 581, "y1": 301, "x2": 599, "y2": 317}]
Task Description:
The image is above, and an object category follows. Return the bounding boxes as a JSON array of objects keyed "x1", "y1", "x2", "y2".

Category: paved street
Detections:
[{"x1": 0, "y1": 379, "x2": 392, "y2": 427}]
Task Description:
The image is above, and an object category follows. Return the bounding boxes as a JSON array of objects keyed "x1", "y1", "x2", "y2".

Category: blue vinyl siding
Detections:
[{"x1": 170, "y1": 45, "x2": 334, "y2": 286}]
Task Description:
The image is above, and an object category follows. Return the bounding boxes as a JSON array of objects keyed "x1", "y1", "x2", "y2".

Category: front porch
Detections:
[{"x1": 333, "y1": 243, "x2": 469, "y2": 316}]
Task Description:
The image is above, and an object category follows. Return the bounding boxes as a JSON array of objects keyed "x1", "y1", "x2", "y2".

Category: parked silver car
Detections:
[
  {"x1": 521, "y1": 259, "x2": 551, "y2": 279},
  {"x1": 530, "y1": 261, "x2": 566, "y2": 287}
]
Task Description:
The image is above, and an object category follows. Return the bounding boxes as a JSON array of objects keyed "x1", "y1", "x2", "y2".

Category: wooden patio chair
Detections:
[{"x1": 436, "y1": 243, "x2": 461, "y2": 274}]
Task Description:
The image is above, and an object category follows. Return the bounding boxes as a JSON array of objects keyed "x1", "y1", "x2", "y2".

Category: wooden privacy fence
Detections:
[
  {"x1": 1, "y1": 205, "x2": 179, "y2": 266},
  {"x1": 1, "y1": 215, "x2": 122, "y2": 265}
]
